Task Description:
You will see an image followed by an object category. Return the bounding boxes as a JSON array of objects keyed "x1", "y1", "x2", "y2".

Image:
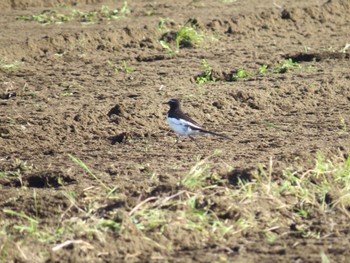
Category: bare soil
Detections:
[{"x1": 1, "y1": 0, "x2": 350, "y2": 262}]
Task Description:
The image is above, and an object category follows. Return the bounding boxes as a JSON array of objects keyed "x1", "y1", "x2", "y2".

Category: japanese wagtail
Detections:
[{"x1": 163, "y1": 98, "x2": 231, "y2": 146}]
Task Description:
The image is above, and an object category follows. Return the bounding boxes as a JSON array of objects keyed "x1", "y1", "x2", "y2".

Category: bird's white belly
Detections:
[{"x1": 167, "y1": 117, "x2": 202, "y2": 136}]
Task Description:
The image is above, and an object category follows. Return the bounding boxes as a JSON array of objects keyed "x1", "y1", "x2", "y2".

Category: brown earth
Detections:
[{"x1": 1, "y1": 0, "x2": 350, "y2": 262}]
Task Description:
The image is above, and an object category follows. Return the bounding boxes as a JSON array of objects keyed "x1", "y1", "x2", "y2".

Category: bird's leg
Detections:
[
  {"x1": 172, "y1": 135, "x2": 181, "y2": 146},
  {"x1": 176, "y1": 135, "x2": 182, "y2": 144},
  {"x1": 188, "y1": 135, "x2": 200, "y2": 148}
]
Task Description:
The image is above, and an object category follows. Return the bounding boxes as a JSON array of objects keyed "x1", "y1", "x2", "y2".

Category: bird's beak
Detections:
[{"x1": 162, "y1": 102, "x2": 169, "y2": 105}]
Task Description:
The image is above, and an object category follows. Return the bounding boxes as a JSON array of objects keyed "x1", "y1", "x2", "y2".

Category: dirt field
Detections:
[{"x1": 1, "y1": 0, "x2": 350, "y2": 262}]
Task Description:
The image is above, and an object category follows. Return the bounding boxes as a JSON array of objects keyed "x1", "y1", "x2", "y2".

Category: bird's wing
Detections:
[
  {"x1": 177, "y1": 112, "x2": 203, "y2": 130},
  {"x1": 180, "y1": 117, "x2": 232, "y2": 140}
]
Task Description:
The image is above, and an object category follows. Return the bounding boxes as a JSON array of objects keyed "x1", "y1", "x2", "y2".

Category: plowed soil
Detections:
[{"x1": 1, "y1": 0, "x2": 350, "y2": 262}]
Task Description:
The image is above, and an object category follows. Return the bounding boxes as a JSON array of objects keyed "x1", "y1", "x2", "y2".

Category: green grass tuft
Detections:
[{"x1": 16, "y1": 3, "x2": 130, "y2": 25}]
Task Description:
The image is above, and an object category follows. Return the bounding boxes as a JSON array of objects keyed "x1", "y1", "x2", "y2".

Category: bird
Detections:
[{"x1": 163, "y1": 98, "x2": 231, "y2": 146}]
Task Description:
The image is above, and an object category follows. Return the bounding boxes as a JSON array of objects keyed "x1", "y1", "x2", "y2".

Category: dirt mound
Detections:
[{"x1": 1, "y1": 0, "x2": 349, "y2": 61}]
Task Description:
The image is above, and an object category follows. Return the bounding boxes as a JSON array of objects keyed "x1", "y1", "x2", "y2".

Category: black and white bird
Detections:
[{"x1": 163, "y1": 98, "x2": 231, "y2": 145}]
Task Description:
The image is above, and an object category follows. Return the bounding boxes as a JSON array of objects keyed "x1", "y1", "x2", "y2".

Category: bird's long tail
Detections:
[{"x1": 201, "y1": 129, "x2": 232, "y2": 140}]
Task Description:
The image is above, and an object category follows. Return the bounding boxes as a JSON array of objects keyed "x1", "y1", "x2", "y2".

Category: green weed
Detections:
[
  {"x1": 273, "y1": 58, "x2": 301, "y2": 73},
  {"x1": 4, "y1": 209, "x2": 39, "y2": 234},
  {"x1": 179, "y1": 152, "x2": 222, "y2": 190},
  {"x1": 157, "y1": 18, "x2": 166, "y2": 31},
  {"x1": 120, "y1": 1, "x2": 130, "y2": 14},
  {"x1": 121, "y1": 61, "x2": 134, "y2": 73},
  {"x1": 223, "y1": 59, "x2": 310, "y2": 82},
  {"x1": 232, "y1": 68, "x2": 251, "y2": 81},
  {"x1": 3, "y1": 190, "x2": 61, "y2": 242},
  {"x1": 17, "y1": 10, "x2": 71, "y2": 24},
  {"x1": 273, "y1": 153, "x2": 350, "y2": 212},
  {"x1": 196, "y1": 59, "x2": 215, "y2": 84},
  {"x1": 106, "y1": 60, "x2": 119, "y2": 74},
  {"x1": 129, "y1": 190, "x2": 235, "y2": 241},
  {"x1": 175, "y1": 26, "x2": 203, "y2": 48},
  {"x1": 106, "y1": 60, "x2": 134, "y2": 74},
  {"x1": 159, "y1": 40, "x2": 177, "y2": 55},
  {"x1": 3, "y1": 148, "x2": 349, "y2": 259},
  {"x1": 16, "y1": 3, "x2": 130, "y2": 25},
  {"x1": 193, "y1": 59, "x2": 309, "y2": 83},
  {"x1": 0, "y1": 171, "x2": 20, "y2": 177},
  {"x1": 0, "y1": 60, "x2": 24, "y2": 73},
  {"x1": 0, "y1": 160, "x2": 31, "y2": 186},
  {"x1": 184, "y1": 195, "x2": 233, "y2": 239},
  {"x1": 68, "y1": 154, "x2": 117, "y2": 195},
  {"x1": 231, "y1": 65, "x2": 269, "y2": 81},
  {"x1": 294, "y1": 208, "x2": 309, "y2": 218},
  {"x1": 257, "y1": 64, "x2": 268, "y2": 75},
  {"x1": 126, "y1": 153, "x2": 238, "y2": 241},
  {"x1": 96, "y1": 219, "x2": 121, "y2": 233},
  {"x1": 159, "y1": 25, "x2": 203, "y2": 54},
  {"x1": 179, "y1": 158, "x2": 210, "y2": 189},
  {"x1": 132, "y1": 208, "x2": 166, "y2": 232},
  {"x1": 157, "y1": 17, "x2": 170, "y2": 32}
]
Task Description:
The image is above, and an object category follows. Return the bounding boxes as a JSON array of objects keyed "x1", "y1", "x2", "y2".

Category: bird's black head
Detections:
[{"x1": 164, "y1": 98, "x2": 180, "y2": 110}]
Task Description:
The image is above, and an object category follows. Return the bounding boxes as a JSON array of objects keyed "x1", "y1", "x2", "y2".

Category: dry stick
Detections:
[
  {"x1": 128, "y1": 190, "x2": 190, "y2": 218},
  {"x1": 60, "y1": 202, "x2": 85, "y2": 221},
  {"x1": 52, "y1": 240, "x2": 94, "y2": 251},
  {"x1": 129, "y1": 197, "x2": 157, "y2": 216},
  {"x1": 15, "y1": 242, "x2": 28, "y2": 261},
  {"x1": 124, "y1": 251, "x2": 142, "y2": 261},
  {"x1": 155, "y1": 190, "x2": 187, "y2": 209},
  {"x1": 60, "y1": 192, "x2": 86, "y2": 221}
]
